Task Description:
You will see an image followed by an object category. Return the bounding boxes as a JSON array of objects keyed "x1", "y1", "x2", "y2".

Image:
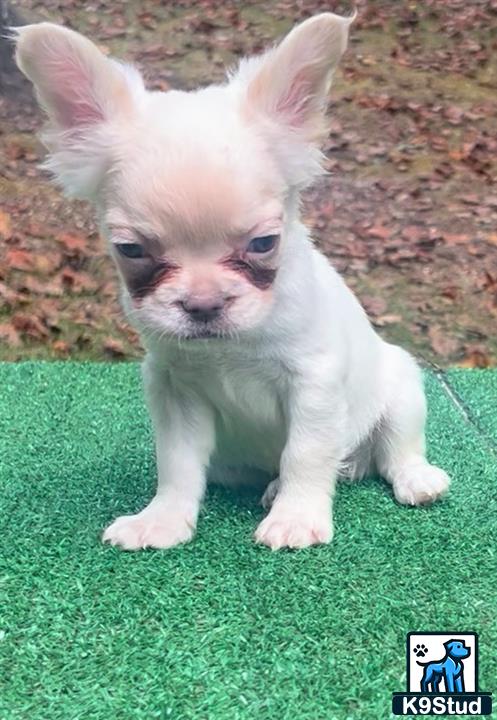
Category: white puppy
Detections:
[{"x1": 15, "y1": 13, "x2": 450, "y2": 550}]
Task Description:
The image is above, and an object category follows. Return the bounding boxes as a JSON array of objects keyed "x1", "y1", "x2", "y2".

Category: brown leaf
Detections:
[
  {"x1": 0, "y1": 281, "x2": 22, "y2": 306},
  {"x1": 361, "y1": 295, "x2": 388, "y2": 317},
  {"x1": 5, "y1": 249, "x2": 34, "y2": 271},
  {"x1": 458, "y1": 346, "x2": 491, "y2": 369},
  {"x1": 0, "y1": 211, "x2": 12, "y2": 240},
  {"x1": 374, "y1": 313, "x2": 402, "y2": 326},
  {"x1": 0, "y1": 323, "x2": 21, "y2": 347},
  {"x1": 52, "y1": 340, "x2": 71, "y2": 355},
  {"x1": 442, "y1": 233, "x2": 470, "y2": 246},
  {"x1": 402, "y1": 225, "x2": 426, "y2": 243},
  {"x1": 366, "y1": 225, "x2": 392, "y2": 240},
  {"x1": 18, "y1": 276, "x2": 63, "y2": 296},
  {"x1": 33, "y1": 252, "x2": 63, "y2": 275},
  {"x1": 24, "y1": 221, "x2": 50, "y2": 238},
  {"x1": 11, "y1": 313, "x2": 50, "y2": 339},
  {"x1": 61, "y1": 268, "x2": 98, "y2": 293},
  {"x1": 443, "y1": 105, "x2": 465, "y2": 125},
  {"x1": 103, "y1": 338, "x2": 126, "y2": 357},
  {"x1": 441, "y1": 286, "x2": 458, "y2": 301},
  {"x1": 58, "y1": 232, "x2": 87, "y2": 255},
  {"x1": 428, "y1": 325, "x2": 459, "y2": 357}
]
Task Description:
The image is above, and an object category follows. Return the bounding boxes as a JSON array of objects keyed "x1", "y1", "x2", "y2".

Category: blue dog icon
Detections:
[{"x1": 417, "y1": 639, "x2": 470, "y2": 693}]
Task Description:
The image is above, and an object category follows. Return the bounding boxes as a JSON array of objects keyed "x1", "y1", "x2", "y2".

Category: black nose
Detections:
[{"x1": 180, "y1": 298, "x2": 224, "y2": 323}]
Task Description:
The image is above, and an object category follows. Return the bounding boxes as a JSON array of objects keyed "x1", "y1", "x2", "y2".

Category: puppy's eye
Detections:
[
  {"x1": 116, "y1": 243, "x2": 146, "y2": 259},
  {"x1": 246, "y1": 235, "x2": 278, "y2": 254}
]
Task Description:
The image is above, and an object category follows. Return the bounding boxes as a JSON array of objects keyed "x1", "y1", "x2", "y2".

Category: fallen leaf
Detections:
[
  {"x1": 5, "y1": 249, "x2": 34, "y2": 271},
  {"x1": 0, "y1": 323, "x2": 21, "y2": 346},
  {"x1": 0, "y1": 281, "x2": 22, "y2": 305},
  {"x1": 61, "y1": 268, "x2": 98, "y2": 293},
  {"x1": 402, "y1": 226, "x2": 427, "y2": 243},
  {"x1": 441, "y1": 233, "x2": 471, "y2": 246},
  {"x1": 52, "y1": 340, "x2": 71, "y2": 354},
  {"x1": 24, "y1": 221, "x2": 49, "y2": 238},
  {"x1": 374, "y1": 313, "x2": 403, "y2": 326},
  {"x1": 0, "y1": 211, "x2": 12, "y2": 240},
  {"x1": 441, "y1": 286, "x2": 458, "y2": 300},
  {"x1": 11, "y1": 313, "x2": 50, "y2": 339},
  {"x1": 366, "y1": 225, "x2": 392, "y2": 240},
  {"x1": 428, "y1": 325, "x2": 460, "y2": 357},
  {"x1": 58, "y1": 232, "x2": 88, "y2": 255},
  {"x1": 361, "y1": 295, "x2": 388, "y2": 316},
  {"x1": 103, "y1": 338, "x2": 126, "y2": 357},
  {"x1": 33, "y1": 252, "x2": 63, "y2": 275},
  {"x1": 458, "y1": 346, "x2": 491, "y2": 368},
  {"x1": 18, "y1": 276, "x2": 63, "y2": 296}
]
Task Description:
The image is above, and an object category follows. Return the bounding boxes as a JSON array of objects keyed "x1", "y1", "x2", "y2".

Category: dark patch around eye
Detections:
[
  {"x1": 223, "y1": 257, "x2": 276, "y2": 290},
  {"x1": 121, "y1": 259, "x2": 179, "y2": 300}
]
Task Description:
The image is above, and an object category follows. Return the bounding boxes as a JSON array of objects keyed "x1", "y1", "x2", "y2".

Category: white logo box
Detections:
[{"x1": 407, "y1": 632, "x2": 477, "y2": 693}]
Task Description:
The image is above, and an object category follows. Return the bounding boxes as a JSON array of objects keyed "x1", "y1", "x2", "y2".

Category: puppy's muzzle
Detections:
[{"x1": 179, "y1": 297, "x2": 225, "y2": 323}]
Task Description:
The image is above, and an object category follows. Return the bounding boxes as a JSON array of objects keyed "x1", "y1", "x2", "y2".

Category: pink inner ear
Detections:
[
  {"x1": 274, "y1": 70, "x2": 315, "y2": 128},
  {"x1": 47, "y1": 58, "x2": 105, "y2": 128}
]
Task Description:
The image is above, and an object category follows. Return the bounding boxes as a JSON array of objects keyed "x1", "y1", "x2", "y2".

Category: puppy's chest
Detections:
[{"x1": 174, "y1": 352, "x2": 288, "y2": 469}]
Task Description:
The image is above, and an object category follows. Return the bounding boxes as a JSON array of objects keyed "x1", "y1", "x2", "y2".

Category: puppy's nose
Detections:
[{"x1": 180, "y1": 297, "x2": 224, "y2": 323}]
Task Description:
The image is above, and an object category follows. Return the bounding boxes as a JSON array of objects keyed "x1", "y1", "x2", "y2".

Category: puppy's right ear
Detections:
[{"x1": 15, "y1": 23, "x2": 144, "y2": 199}]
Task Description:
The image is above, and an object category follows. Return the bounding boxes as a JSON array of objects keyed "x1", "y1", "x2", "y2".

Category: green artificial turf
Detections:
[
  {"x1": 1, "y1": 363, "x2": 496, "y2": 720},
  {"x1": 446, "y1": 369, "x2": 497, "y2": 447}
]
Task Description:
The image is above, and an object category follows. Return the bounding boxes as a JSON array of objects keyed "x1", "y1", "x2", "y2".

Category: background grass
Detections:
[{"x1": 0, "y1": 363, "x2": 496, "y2": 719}]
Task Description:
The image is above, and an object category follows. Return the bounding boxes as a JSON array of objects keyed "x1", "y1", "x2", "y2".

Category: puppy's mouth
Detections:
[
  {"x1": 183, "y1": 328, "x2": 224, "y2": 340},
  {"x1": 180, "y1": 322, "x2": 229, "y2": 341}
]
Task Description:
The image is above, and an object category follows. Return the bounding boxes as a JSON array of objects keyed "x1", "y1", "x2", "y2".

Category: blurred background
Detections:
[{"x1": 0, "y1": 0, "x2": 496, "y2": 365}]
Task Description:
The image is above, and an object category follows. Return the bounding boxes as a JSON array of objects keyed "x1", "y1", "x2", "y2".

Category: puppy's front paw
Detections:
[
  {"x1": 102, "y1": 505, "x2": 195, "y2": 550},
  {"x1": 255, "y1": 500, "x2": 333, "y2": 550},
  {"x1": 393, "y1": 463, "x2": 450, "y2": 506}
]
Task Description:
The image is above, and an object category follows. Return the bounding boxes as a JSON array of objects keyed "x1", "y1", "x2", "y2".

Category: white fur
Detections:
[{"x1": 15, "y1": 13, "x2": 450, "y2": 551}]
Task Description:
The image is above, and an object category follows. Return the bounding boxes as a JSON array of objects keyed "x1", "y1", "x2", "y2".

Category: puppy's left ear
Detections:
[
  {"x1": 246, "y1": 13, "x2": 353, "y2": 139},
  {"x1": 235, "y1": 12, "x2": 354, "y2": 185}
]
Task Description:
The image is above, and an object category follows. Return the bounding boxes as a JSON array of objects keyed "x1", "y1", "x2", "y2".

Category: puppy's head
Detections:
[{"x1": 15, "y1": 14, "x2": 353, "y2": 341}]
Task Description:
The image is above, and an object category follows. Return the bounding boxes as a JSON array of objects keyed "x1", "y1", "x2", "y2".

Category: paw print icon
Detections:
[{"x1": 414, "y1": 643, "x2": 428, "y2": 657}]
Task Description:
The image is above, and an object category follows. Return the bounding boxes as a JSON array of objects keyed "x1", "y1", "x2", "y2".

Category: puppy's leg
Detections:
[
  {"x1": 255, "y1": 372, "x2": 346, "y2": 550},
  {"x1": 375, "y1": 346, "x2": 450, "y2": 506},
  {"x1": 103, "y1": 358, "x2": 215, "y2": 550},
  {"x1": 261, "y1": 477, "x2": 280, "y2": 510}
]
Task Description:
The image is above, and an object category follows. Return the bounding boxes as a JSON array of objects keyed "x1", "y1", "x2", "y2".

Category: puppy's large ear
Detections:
[
  {"x1": 15, "y1": 23, "x2": 144, "y2": 199},
  {"x1": 235, "y1": 12, "x2": 354, "y2": 186}
]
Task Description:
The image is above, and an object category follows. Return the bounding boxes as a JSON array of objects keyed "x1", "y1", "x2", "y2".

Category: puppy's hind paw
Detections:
[
  {"x1": 393, "y1": 463, "x2": 450, "y2": 506},
  {"x1": 102, "y1": 505, "x2": 195, "y2": 551}
]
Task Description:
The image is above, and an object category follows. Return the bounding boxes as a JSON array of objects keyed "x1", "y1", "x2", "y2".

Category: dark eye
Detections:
[
  {"x1": 246, "y1": 235, "x2": 278, "y2": 254},
  {"x1": 116, "y1": 243, "x2": 146, "y2": 259}
]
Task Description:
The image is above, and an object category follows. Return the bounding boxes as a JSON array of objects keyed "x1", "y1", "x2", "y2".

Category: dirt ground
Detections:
[{"x1": 1, "y1": 0, "x2": 496, "y2": 365}]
